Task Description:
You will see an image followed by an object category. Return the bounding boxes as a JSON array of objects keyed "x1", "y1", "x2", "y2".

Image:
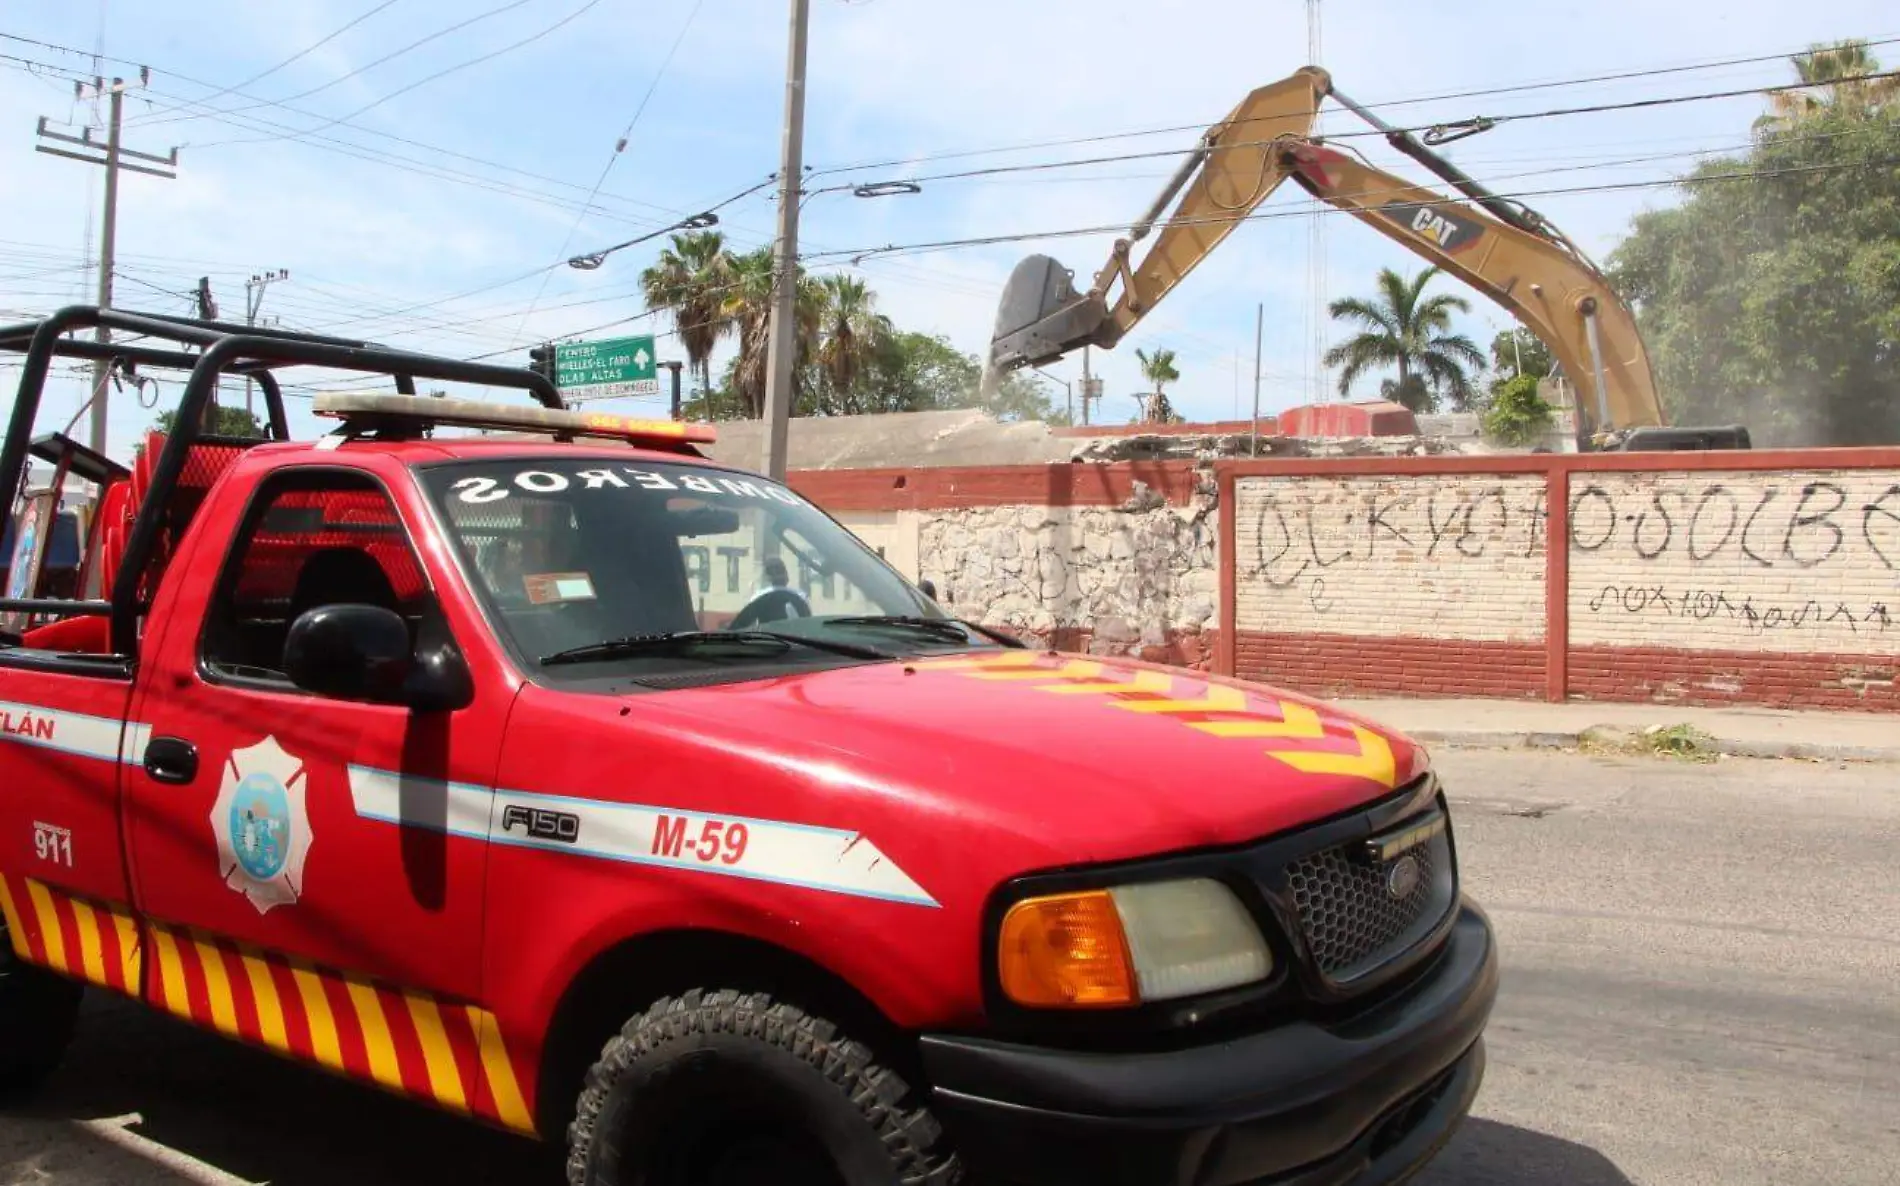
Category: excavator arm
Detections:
[
  {"x1": 980, "y1": 67, "x2": 1667, "y2": 441},
  {"x1": 984, "y1": 68, "x2": 1328, "y2": 374}
]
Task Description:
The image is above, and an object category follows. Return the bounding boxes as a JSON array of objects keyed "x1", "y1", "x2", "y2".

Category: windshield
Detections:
[{"x1": 418, "y1": 457, "x2": 994, "y2": 684}]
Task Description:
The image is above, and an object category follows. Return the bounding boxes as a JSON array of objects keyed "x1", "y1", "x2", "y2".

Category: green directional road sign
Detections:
[{"x1": 554, "y1": 335, "x2": 658, "y2": 401}]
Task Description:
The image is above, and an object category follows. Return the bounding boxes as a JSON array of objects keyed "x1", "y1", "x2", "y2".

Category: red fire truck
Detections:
[{"x1": 0, "y1": 307, "x2": 1495, "y2": 1186}]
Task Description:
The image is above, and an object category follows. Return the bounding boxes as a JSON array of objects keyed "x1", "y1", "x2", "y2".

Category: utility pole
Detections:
[
  {"x1": 1080, "y1": 344, "x2": 1102, "y2": 427},
  {"x1": 660, "y1": 360, "x2": 685, "y2": 420},
  {"x1": 1250, "y1": 302, "x2": 1264, "y2": 456},
  {"x1": 33, "y1": 72, "x2": 177, "y2": 456},
  {"x1": 759, "y1": 0, "x2": 811, "y2": 482},
  {"x1": 196, "y1": 277, "x2": 221, "y2": 431},
  {"x1": 243, "y1": 269, "x2": 289, "y2": 417}
]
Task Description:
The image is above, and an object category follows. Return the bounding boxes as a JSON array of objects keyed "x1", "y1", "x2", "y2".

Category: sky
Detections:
[{"x1": 2, "y1": 0, "x2": 1896, "y2": 461}]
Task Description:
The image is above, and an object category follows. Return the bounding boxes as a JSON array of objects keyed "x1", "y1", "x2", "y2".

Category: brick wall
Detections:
[
  {"x1": 1230, "y1": 473, "x2": 1548, "y2": 699},
  {"x1": 1218, "y1": 452, "x2": 1900, "y2": 710},
  {"x1": 1563, "y1": 469, "x2": 1899, "y2": 709}
]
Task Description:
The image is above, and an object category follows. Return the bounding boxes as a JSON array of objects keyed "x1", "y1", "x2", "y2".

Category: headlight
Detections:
[{"x1": 996, "y1": 878, "x2": 1272, "y2": 1009}]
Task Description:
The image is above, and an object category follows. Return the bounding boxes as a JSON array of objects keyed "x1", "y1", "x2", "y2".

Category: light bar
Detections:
[{"x1": 312, "y1": 392, "x2": 717, "y2": 446}]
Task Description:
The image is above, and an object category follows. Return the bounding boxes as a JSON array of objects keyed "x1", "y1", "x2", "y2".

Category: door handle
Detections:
[{"x1": 144, "y1": 737, "x2": 199, "y2": 785}]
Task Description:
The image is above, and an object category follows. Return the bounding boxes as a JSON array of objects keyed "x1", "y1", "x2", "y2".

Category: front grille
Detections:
[{"x1": 1284, "y1": 811, "x2": 1455, "y2": 983}]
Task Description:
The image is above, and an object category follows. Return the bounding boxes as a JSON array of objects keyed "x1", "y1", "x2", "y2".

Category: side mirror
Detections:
[
  {"x1": 283, "y1": 604, "x2": 471, "y2": 711},
  {"x1": 918, "y1": 578, "x2": 938, "y2": 601}
]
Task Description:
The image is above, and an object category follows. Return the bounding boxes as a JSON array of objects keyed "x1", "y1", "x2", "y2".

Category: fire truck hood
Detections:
[{"x1": 614, "y1": 649, "x2": 1430, "y2": 866}]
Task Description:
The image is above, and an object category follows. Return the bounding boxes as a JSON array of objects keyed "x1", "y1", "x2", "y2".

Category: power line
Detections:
[
  {"x1": 817, "y1": 122, "x2": 1898, "y2": 202},
  {"x1": 803, "y1": 154, "x2": 1900, "y2": 265},
  {"x1": 193, "y1": 0, "x2": 608, "y2": 149},
  {"x1": 173, "y1": 0, "x2": 403, "y2": 112},
  {"x1": 803, "y1": 70, "x2": 1900, "y2": 196},
  {"x1": 507, "y1": 0, "x2": 709, "y2": 347},
  {"x1": 5, "y1": 44, "x2": 794, "y2": 249},
  {"x1": 802, "y1": 34, "x2": 1900, "y2": 179},
  {"x1": 132, "y1": 0, "x2": 538, "y2": 124}
]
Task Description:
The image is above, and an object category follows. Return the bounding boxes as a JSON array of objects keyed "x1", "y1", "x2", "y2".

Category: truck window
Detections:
[
  {"x1": 199, "y1": 471, "x2": 433, "y2": 685},
  {"x1": 419, "y1": 458, "x2": 955, "y2": 681}
]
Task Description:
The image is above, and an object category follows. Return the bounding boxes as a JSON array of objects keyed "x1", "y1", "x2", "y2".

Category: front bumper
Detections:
[{"x1": 919, "y1": 900, "x2": 1497, "y2": 1186}]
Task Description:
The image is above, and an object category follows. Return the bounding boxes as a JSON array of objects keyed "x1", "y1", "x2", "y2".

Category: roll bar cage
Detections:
[{"x1": 1, "y1": 304, "x2": 564, "y2": 656}]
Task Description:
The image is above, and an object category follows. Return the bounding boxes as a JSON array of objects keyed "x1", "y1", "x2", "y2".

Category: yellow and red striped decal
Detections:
[
  {"x1": 0, "y1": 874, "x2": 536, "y2": 1136},
  {"x1": 925, "y1": 652, "x2": 1399, "y2": 788},
  {"x1": 0, "y1": 871, "x2": 141, "y2": 994}
]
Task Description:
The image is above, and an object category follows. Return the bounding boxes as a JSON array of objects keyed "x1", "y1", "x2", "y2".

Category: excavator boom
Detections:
[
  {"x1": 980, "y1": 66, "x2": 1670, "y2": 442},
  {"x1": 1277, "y1": 139, "x2": 1660, "y2": 435},
  {"x1": 983, "y1": 68, "x2": 1328, "y2": 377}
]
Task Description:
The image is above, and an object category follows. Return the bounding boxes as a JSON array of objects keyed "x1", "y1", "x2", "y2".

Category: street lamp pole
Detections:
[{"x1": 1034, "y1": 367, "x2": 1073, "y2": 424}]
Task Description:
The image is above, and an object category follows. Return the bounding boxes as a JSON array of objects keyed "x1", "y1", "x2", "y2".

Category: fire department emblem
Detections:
[{"x1": 211, "y1": 736, "x2": 312, "y2": 915}]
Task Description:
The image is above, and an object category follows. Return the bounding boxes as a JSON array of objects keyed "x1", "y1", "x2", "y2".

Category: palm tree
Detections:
[
  {"x1": 813, "y1": 274, "x2": 893, "y2": 415},
  {"x1": 721, "y1": 249, "x2": 823, "y2": 419},
  {"x1": 1761, "y1": 39, "x2": 1900, "y2": 127},
  {"x1": 640, "y1": 230, "x2": 734, "y2": 398},
  {"x1": 1322, "y1": 266, "x2": 1485, "y2": 414},
  {"x1": 1134, "y1": 346, "x2": 1181, "y2": 423}
]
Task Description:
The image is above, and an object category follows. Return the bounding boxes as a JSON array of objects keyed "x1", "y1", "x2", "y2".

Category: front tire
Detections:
[
  {"x1": 0, "y1": 940, "x2": 82, "y2": 1100},
  {"x1": 566, "y1": 989, "x2": 960, "y2": 1186}
]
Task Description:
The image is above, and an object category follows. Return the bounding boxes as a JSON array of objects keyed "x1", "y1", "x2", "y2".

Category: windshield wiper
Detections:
[
  {"x1": 540, "y1": 630, "x2": 890, "y2": 667},
  {"x1": 825, "y1": 615, "x2": 1026, "y2": 648}
]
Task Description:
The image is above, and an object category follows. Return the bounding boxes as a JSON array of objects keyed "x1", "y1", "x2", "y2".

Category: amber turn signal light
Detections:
[{"x1": 996, "y1": 890, "x2": 1137, "y2": 1008}]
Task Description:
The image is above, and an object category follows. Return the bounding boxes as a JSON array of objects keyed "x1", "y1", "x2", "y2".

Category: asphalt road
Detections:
[{"x1": 3, "y1": 749, "x2": 1897, "y2": 1186}]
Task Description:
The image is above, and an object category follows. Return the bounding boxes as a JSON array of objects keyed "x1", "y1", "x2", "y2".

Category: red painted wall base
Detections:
[
  {"x1": 1568, "y1": 646, "x2": 1899, "y2": 711},
  {"x1": 1231, "y1": 632, "x2": 1546, "y2": 700}
]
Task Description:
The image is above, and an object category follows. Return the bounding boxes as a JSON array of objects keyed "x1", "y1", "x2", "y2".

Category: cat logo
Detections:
[{"x1": 1377, "y1": 201, "x2": 1483, "y2": 255}]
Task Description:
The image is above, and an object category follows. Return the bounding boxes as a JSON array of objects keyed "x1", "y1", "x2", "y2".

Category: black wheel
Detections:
[
  {"x1": 0, "y1": 940, "x2": 82, "y2": 1100},
  {"x1": 566, "y1": 989, "x2": 960, "y2": 1186}
]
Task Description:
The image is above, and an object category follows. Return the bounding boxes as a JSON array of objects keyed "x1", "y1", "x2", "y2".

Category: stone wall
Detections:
[{"x1": 917, "y1": 474, "x2": 1220, "y2": 664}]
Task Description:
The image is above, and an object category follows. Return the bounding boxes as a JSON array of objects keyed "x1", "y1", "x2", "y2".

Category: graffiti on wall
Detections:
[
  {"x1": 1233, "y1": 476, "x2": 1548, "y2": 641},
  {"x1": 1567, "y1": 473, "x2": 1900, "y2": 653}
]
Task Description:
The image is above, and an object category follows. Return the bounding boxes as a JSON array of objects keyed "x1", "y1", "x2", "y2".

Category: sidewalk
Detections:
[{"x1": 1331, "y1": 697, "x2": 1900, "y2": 762}]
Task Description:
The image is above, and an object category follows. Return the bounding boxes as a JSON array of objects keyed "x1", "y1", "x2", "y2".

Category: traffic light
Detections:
[{"x1": 528, "y1": 344, "x2": 555, "y2": 382}]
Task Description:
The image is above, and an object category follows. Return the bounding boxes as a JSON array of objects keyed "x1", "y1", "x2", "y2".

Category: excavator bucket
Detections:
[{"x1": 980, "y1": 255, "x2": 1108, "y2": 395}]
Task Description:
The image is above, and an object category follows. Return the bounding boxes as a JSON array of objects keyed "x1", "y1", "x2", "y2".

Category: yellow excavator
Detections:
[{"x1": 979, "y1": 66, "x2": 1750, "y2": 452}]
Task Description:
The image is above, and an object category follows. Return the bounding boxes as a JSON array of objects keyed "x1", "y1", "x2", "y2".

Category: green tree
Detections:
[
  {"x1": 1608, "y1": 80, "x2": 1900, "y2": 444},
  {"x1": 812, "y1": 274, "x2": 893, "y2": 416},
  {"x1": 154, "y1": 405, "x2": 266, "y2": 438},
  {"x1": 1759, "y1": 38, "x2": 1900, "y2": 128},
  {"x1": 640, "y1": 230, "x2": 735, "y2": 400},
  {"x1": 984, "y1": 369, "x2": 1069, "y2": 425},
  {"x1": 712, "y1": 247, "x2": 823, "y2": 420},
  {"x1": 679, "y1": 275, "x2": 1072, "y2": 426},
  {"x1": 1134, "y1": 346, "x2": 1181, "y2": 423},
  {"x1": 863, "y1": 331, "x2": 978, "y2": 412},
  {"x1": 1481, "y1": 372, "x2": 1555, "y2": 447},
  {"x1": 1322, "y1": 266, "x2": 1486, "y2": 414},
  {"x1": 1488, "y1": 329, "x2": 1553, "y2": 382}
]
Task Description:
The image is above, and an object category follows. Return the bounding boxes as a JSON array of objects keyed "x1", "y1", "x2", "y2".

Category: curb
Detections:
[{"x1": 1404, "y1": 728, "x2": 1900, "y2": 763}]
